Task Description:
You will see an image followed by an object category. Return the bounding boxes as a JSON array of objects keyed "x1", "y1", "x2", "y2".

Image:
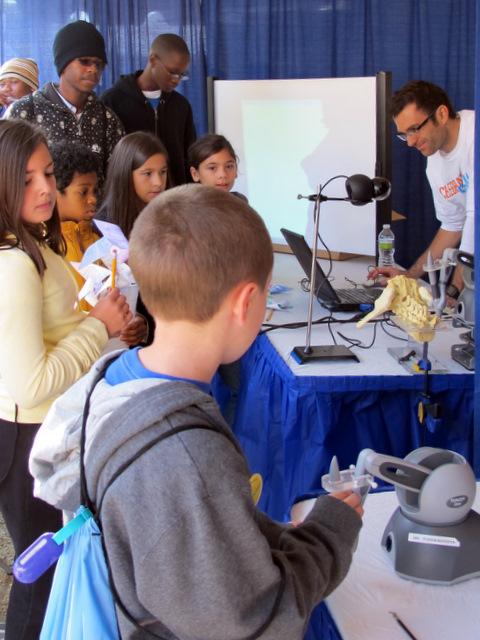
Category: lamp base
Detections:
[{"x1": 291, "y1": 345, "x2": 359, "y2": 364}]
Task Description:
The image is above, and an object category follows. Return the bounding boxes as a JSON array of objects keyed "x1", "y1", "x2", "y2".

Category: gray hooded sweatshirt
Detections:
[{"x1": 30, "y1": 353, "x2": 362, "y2": 640}]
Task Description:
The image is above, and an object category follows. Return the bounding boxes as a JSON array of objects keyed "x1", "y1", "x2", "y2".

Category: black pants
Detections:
[{"x1": 0, "y1": 418, "x2": 62, "y2": 640}]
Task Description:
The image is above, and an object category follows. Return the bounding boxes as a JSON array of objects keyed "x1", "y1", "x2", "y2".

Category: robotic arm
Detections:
[{"x1": 425, "y1": 248, "x2": 474, "y2": 320}]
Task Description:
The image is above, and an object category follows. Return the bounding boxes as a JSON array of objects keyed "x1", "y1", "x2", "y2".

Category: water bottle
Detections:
[{"x1": 377, "y1": 224, "x2": 395, "y2": 267}]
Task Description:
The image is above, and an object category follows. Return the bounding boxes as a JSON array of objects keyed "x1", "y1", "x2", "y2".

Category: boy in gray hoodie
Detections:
[{"x1": 30, "y1": 184, "x2": 363, "y2": 640}]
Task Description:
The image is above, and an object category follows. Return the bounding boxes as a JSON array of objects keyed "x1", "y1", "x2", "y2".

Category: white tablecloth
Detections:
[{"x1": 325, "y1": 484, "x2": 480, "y2": 640}]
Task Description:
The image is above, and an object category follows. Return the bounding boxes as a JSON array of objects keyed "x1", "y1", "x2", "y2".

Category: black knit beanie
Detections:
[{"x1": 53, "y1": 20, "x2": 107, "y2": 75}]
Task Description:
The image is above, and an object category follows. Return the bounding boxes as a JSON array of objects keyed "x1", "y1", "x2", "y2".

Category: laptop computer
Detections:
[{"x1": 280, "y1": 228, "x2": 383, "y2": 312}]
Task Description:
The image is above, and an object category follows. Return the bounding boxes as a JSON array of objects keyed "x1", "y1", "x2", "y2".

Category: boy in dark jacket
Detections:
[{"x1": 100, "y1": 34, "x2": 196, "y2": 187}]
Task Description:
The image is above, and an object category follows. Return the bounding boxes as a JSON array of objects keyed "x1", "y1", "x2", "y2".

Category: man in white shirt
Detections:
[{"x1": 369, "y1": 80, "x2": 474, "y2": 303}]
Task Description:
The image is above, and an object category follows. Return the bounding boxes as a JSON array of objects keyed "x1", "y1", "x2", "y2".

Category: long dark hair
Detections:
[
  {"x1": 97, "y1": 131, "x2": 170, "y2": 238},
  {"x1": 0, "y1": 120, "x2": 64, "y2": 277}
]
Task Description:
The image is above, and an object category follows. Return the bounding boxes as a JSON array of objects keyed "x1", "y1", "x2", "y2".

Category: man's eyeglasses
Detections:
[
  {"x1": 76, "y1": 58, "x2": 107, "y2": 72},
  {"x1": 397, "y1": 109, "x2": 437, "y2": 142},
  {"x1": 155, "y1": 56, "x2": 189, "y2": 82}
]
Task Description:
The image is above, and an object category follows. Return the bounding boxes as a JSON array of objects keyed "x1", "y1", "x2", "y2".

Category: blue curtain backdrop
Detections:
[
  {"x1": 0, "y1": 0, "x2": 475, "y2": 268},
  {"x1": 475, "y1": 0, "x2": 480, "y2": 477}
]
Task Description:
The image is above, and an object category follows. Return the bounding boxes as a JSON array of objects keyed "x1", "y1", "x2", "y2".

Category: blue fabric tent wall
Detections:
[
  {"x1": 474, "y1": 0, "x2": 480, "y2": 476},
  {"x1": 0, "y1": 0, "x2": 475, "y2": 272}
]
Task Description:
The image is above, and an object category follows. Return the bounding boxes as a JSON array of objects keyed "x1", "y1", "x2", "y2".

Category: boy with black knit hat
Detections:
[{"x1": 7, "y1": 20, "x2": 124, "y2": 179}]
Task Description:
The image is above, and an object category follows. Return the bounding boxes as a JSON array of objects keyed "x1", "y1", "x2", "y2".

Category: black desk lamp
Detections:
[{"x1": 293, "y1": 174, "x2": 391, "y2": 364}]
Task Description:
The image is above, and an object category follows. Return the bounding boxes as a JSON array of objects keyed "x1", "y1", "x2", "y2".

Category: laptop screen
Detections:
[{"x1": 280, "y1": 228, "x2": 340, "y2": 304}]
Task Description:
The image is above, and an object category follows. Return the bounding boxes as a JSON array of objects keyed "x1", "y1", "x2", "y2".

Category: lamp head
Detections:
[{"x1": 345, "y1": 174, "x2": 391, "y2": 206}]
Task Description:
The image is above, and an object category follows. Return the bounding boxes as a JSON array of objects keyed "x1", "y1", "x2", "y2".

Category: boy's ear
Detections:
[
  {"x1": 148, "y1": 53, "x2": 158, "y2": 68},
  {"x1": 190, "y1": 167, "x2": 201, "y2": 183},
  {"x1": 231, "y1": 281, "x2": 259, "y2": 325}
]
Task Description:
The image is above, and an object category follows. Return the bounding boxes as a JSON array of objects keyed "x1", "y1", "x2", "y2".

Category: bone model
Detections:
[{"x1": 357, "y1": 275, "x2": 439, "y2": 342}]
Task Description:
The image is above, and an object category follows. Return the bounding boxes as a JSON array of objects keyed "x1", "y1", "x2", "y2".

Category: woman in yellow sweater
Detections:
[{"x1": 0, "y1": 120, "x2": 132, "y2": 640}]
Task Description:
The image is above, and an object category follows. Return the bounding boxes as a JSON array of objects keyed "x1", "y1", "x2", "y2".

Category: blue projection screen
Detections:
[{"x1": 214, "y1": 77, "x2": 377, "y2": 256}]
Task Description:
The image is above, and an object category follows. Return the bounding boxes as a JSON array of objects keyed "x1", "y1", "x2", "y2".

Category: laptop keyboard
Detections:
[{"x1": 337, "y1": 288, "x2": 377, "y2": 303}]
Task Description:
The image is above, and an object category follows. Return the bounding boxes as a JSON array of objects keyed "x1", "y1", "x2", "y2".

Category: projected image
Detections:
[
  {"x1": 215, "y1": 77, "x2": 378, "y2": 255},
  {"x1": 242, "y1": 99, "x2": 328, "y2": 243}
]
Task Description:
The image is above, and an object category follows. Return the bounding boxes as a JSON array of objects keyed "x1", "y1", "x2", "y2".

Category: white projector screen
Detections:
[{"x1": 213, "y1": 77, "x2": 378, "y2": 256}]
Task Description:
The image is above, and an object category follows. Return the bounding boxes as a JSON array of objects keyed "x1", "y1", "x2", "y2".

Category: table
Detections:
[
  {"x1": 212, "y1": 253, "x2": 474, "y2": 523},
  {"x1": 211, "y1": 251, "x2": 475, "y2": 640},
  {"x1": 325, "y1": 484, "x2": 480, "y2": 640}
]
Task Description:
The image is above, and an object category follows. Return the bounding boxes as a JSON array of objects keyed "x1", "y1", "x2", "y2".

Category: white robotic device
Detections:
[
  {"x1": 322, "y1": 447, "x2": 480, "y2": 585},
  {"x1": 425, "y1": 248, "x2": 475, "y2": 370}
]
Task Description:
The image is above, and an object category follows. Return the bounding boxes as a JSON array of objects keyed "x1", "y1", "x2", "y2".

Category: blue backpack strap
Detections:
[
  {"x1": 79, "y1": 354, "x2": 121, "y2": 511},
  {"x1": 80, "y1": 369, "x2": 286, "y2": 640}
]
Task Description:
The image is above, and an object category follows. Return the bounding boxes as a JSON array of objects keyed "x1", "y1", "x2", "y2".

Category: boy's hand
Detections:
[
  {"x1": 120, "y1": 315, "x2": 148, "y2": 346},
  {"x1": 88, "y1": 287, "x2": 132, "y2": 338},
  {"x1": 330, "y1": 490, "x2": 364, "y2": 518}
]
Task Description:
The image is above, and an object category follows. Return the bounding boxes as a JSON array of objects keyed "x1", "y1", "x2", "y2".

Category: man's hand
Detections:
[{"x1": 367, "y1": 265, "x2": 406, "y2": 286}]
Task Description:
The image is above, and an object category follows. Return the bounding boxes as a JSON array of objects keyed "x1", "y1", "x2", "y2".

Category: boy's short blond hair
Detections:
[{"x1": 129, "y1": 184, "x2": 273, "y2": 322}]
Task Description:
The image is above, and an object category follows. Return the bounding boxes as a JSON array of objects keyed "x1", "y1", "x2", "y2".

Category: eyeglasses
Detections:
[
  {"x1": 76, "y1": 57, "x2": 107, "y2": 72},
  {"x1": 397, "y1": 109, "x2": 437, "y2": 142},
  {"x1": 155, "y1": 56, "x2": 189, "y2": 82}
]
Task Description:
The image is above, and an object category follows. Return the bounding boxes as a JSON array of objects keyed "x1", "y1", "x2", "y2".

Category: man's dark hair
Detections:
[
  {"x1": 50, "y1": 140, "x2": 100, "y2": 192},
  {"x1": 391, "y1": 80, "x2": 457, "y2": 120},
  {"x1": 150, "y1": 33, "x2": 190, "y2": 58}
]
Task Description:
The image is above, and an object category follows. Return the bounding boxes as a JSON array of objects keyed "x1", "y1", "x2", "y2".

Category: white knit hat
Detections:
[{"x1": 0, "y1": 58, "x2": 39, "y2": 90}]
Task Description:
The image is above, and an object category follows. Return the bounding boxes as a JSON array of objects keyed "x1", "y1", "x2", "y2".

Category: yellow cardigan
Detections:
[{"x1": 0, "y1": 242, "x2": 108, "y2": 423}]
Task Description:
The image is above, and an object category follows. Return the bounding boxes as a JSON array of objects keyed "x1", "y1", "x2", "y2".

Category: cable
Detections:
[
  {"x1": 259, "y1": 312, "x2": 385, "y2": 336},
  {"x1": 380, "y1": 318, "x2": 409, "y2": 342},
  {"x1": 312, "y1": 175, "x2": 349, "y2": 289},
  {"x1": 337, "y1": 321, "x2": 378, "y2": 350}
]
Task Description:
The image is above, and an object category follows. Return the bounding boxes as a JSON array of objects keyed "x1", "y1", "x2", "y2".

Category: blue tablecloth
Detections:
[
  {"x1": 214, "y1": 334, "x2": 474, "y2": 522},
  {"x1": 212, "y1": 333, "x2": 474, "y2": 640}
]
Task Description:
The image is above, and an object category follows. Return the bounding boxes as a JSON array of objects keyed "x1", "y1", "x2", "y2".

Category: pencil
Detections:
[
  {"x1": 389, "y1": 611, "x2": 418, "y2": 640},
  {"x1": 266, "y1": 307, "x2": 274, "y2": 322},
  {"x1": 111, "y1": 249, "x2": 117, "y2": 290}
]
